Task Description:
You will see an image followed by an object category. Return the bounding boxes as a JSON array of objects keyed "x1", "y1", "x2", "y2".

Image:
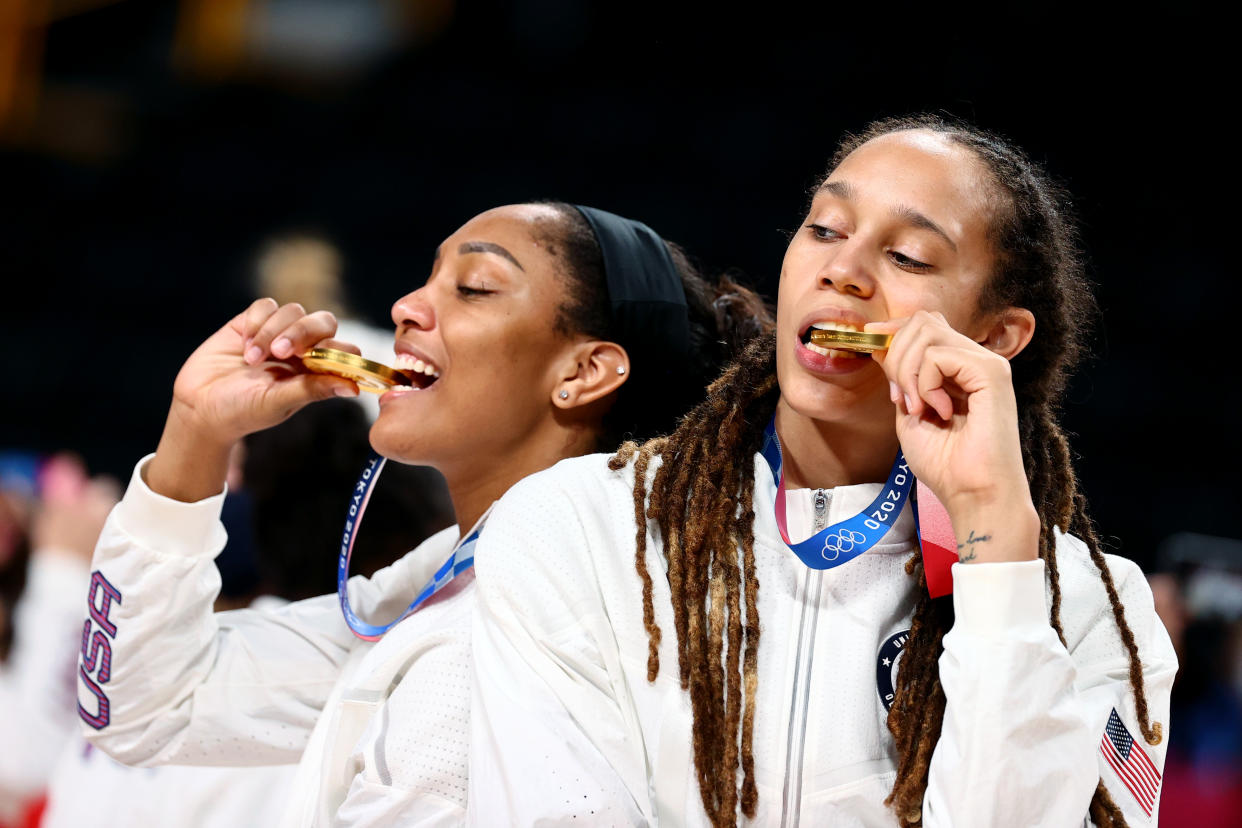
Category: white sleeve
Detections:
[
  {"x1": 79, "y1": 455, "x2": 356, "y2": 767},
  {"x1": 0, "y1": 553, "x2": 90, "y2": 797},
  {"x1": 467, "y1": 475, "x2": 651, "y2": 827},
  {"x1": 925, "y1": 554, "x2": 1176, "y2": 827}
]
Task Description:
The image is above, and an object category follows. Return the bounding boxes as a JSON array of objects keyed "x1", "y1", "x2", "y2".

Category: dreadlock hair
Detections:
[
  {"x1": 534, "y1": 202, "x2": 773, "y2": 449},
  {"x1": 611, "y1": 115, "x2": 1159, "y2": 827}
]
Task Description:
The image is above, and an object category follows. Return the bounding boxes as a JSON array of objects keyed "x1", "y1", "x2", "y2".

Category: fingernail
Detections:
[
  {"x1": 889, "y1": 381, "x2": 900, "y2": 403},
  {"x1": 272, "y1": 337, "x2": 291, "y2": 357},
  {"x1": 335, "y1": 385, "x2": 358, "y2": 398},
  {"x1": 245, "y1": 346, "x2": 263, "y2": 364},
  {"x1": 903, "y1": 393, "x2": 914, "y2": 412}
]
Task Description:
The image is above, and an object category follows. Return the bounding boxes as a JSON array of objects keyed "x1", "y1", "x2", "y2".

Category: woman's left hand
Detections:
[{"x1": 869, "y1": 311, "x2": 1040, "y2": 563}]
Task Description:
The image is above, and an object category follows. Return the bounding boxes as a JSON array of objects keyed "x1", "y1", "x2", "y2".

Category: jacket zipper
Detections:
[
  {"x1": 812, "y1": 490, "x2": 829, "y2": 532},
  {"x1": 780, "y1": 490, "x2": 829, "y2": 828}
]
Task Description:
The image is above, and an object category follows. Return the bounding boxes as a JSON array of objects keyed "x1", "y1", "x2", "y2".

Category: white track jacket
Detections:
[
  {"x1": 469, "y1": 453, "x2": 1178, "y2": 827},
  {"x1": 79, "y1": 456, "x2": 477, "y2": 827}
]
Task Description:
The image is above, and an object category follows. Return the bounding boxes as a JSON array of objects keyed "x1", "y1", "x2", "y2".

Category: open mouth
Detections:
[
  {"x1": 392, "y1": 353, "x2": 441, "y2": 390},
  {"x1": 799, "y1": 321, "x2": 868, "y2": 360}
]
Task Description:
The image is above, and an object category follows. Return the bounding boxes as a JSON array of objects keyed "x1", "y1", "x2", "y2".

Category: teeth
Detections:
[
  {"x1": 809, "y1": 321, "x2": 862, "y2": 332},
  {"x1": 394, "y1": 353, "x2": 439, "y2": 376},
  {"x1": 389, "y1": 385, "x2": 416, "y2": 392},
  {"x1": 805, "y1": 341, "x2": 860, "y2": 359}
]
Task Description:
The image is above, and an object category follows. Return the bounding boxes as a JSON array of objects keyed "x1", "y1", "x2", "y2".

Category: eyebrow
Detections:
[
  {"x1": 818, "y1": 178, "x2": 956, "y2": 252},
  {"x1": 457, "y1": 241, "x2": 525, "y2": 271},
  {"x1": 818, "y1": 179, "x2": 853, "y2": 200},
  {"x1": 890, "y1": 205, "x2": 957, "y2": 251}
]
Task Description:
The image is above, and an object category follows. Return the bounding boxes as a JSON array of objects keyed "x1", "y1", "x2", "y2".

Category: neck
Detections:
[
  {"x1": 773, "y1": 397, "x2": 899, "y2": 490},
  {"x1": 440, "y1": 422, "x2": 596, "y2": 541}
]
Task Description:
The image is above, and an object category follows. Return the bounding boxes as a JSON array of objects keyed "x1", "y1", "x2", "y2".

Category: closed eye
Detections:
[
  {"x1": 888, "y1": 250, "x2": 932, "y2": 272},
  {"x1": 457, "y1": 285, "x2": 493, "y2": 297}
]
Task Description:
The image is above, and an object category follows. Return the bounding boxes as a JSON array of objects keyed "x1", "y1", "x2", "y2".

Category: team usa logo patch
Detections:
[
  {"x1": 876, "y1": 629, "x2": 909, "y2": 711},
  {"x1": 1100, "y1": 708, "x2": 1162, "y2": 817}
]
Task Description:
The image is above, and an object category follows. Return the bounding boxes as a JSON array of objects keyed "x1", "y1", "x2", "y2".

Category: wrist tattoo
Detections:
[{"x1": 957, "y1": 529, "x2": 992, "y2": 562}]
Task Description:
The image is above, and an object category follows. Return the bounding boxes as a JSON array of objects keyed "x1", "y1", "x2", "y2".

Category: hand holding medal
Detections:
[
  {"x1": 175, "y1": 299, "x2": 372, "y2": 439},
  {"x1": 867, "y1": 310, "x2": 1041, "y2": 564},
  {"x1": 147, "y1": 299, "x2": 372, "y2": 502}
]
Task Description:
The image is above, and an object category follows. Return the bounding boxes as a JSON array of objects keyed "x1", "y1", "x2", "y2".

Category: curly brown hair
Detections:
[{"x1": 610, "y1": 115, "x2": 1160, "y2": 827}]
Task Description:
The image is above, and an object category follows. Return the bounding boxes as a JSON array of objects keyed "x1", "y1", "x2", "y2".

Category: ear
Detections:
[
  {"x1": 550, "y1": 340, "x2": 631, "y2": 409},
  {"x1": 975, "y1": 307, "x2": 1036, "y2": 360}
]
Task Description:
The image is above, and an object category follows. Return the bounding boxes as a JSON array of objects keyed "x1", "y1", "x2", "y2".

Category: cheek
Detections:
[
  {"x1": 775, "y1": 269, "x2": 812, "y2": 330},
  {"x1": 914, "y1": 282, "x2": 982, "y2": 330},
  {"x1": 883, "y1": 280, "x2": 950, "y2": 320},
  {"x1": 463, "y1": 326, "x2": 559, "y2": 394},
  {"x1": 779, "y1": 240, "x2": 816, "y2": 287}
]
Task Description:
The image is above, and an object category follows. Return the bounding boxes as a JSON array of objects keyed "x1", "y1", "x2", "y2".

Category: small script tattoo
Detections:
[{"x1": 957, "y1": 529, "x2": 992, "y2": 562}]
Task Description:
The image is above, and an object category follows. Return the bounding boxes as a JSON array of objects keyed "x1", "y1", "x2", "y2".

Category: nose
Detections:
[
  {"x1": 817, "y1": 241, "x2": 875, "y2": 299},
  {"x1": 391, "y1": 285, "x2": 436, "y2": 332}
]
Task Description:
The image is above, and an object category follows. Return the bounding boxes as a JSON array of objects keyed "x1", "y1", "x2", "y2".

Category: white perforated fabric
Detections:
[
  {"x1": 42, "y1": 733, "x2": 293, "y2": 828},
  {"x1": 469, "y1": 452, "x2": 1177, "y2": 827},
  {"x1": 333, "y1": 574, "x2": 476, "y2": 827}
]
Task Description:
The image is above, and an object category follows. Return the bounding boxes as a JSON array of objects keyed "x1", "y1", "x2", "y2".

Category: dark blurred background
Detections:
[
  {"x1": 4, "y1": 0, "x2": 1237, "y2": 567},
  {"x1": 3, "y1": 3, "x2": 1239, "y2": 556},
  {"x1": 1, "y1": 1, "x2": 1240, "y2": 823}
]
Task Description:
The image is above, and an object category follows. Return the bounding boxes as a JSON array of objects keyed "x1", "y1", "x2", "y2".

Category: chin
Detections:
[
  {"x1": 777, "y1": 365, "x2": 887, "y2": 426},
  {"x1": 367, "y1": 415, "x2": 430, "y2": 466}
]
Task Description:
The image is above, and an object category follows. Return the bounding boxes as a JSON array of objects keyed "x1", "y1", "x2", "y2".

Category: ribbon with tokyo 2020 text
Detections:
[
  {"x1": 760, "y1": 418, "x2": 913, "y2": 570},
  {"x1": 336, "y1": 451, "x2": 481, "y2": 641},
  {"x1": 759, "y1": 417, "x2": 957, "y2": 596}
]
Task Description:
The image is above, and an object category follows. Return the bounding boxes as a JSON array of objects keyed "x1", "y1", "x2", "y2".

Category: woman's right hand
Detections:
[
  {"x1": 146, "y1": 299, "x2": 361, "y2": 502},
  {"x1": 171, "y1": 298, "x2": 360, "y2": 444}
]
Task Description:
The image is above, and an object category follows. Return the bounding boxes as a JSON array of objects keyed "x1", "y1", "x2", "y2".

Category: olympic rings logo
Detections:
[{"x1": 823, "y1": 528, "x2": 866, "y2": 561}]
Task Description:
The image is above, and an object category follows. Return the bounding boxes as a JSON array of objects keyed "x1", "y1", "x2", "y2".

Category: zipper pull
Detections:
[{"x1": 812, "y1": 489, "x2": 829, "y2": 532}]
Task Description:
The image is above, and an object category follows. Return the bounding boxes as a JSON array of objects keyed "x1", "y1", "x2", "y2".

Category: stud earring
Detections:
[
  {"x1": 559, "y1": 390, "x2": 569, "y2": 400},
  {"x1": 616, "y1": 366, "x2": 626, "y2": 375}
]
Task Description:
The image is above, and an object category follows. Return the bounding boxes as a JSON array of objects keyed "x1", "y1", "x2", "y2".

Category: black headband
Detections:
[{"x1": 572, "y1": 205, "x2": 691, "y2": 379}]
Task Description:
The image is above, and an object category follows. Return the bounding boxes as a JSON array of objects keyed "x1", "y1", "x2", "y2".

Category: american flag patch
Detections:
[{"x1": 1099, "y1": 708, "x2": 1161, "y2": 817}]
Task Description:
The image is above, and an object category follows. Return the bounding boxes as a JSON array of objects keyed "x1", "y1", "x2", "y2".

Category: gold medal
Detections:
[
  {"x1": 300, "y1": 347, "x2": 413, "y2": 393},
  {"x1": 808, "y1": 329, "x2": 892, "y2": 353}
]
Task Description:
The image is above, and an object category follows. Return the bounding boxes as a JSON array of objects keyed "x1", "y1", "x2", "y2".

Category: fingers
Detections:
[
  {"x1": 268, "y1": 310, "x2": 339, "y2": 359},
  {"x1": 863, "y1": 317, "x2": 909, "y2": 336},
  {"x1": 891, "y1": 317, "x2": 947, "y2": 418},
  {"x1": 315, "y1": 338, "x2": 362, "y2": 356},
  {"x1": 265, "y1": 372, "x2": 359, "y2": 414},
  {"x1": 878, "y1": 312, "x2": 947, "y2": 418},
  {"x1": 241, "y1": 301, "x2": 339, "y2": 365},
  {"x1": 878, "y1": 311, "x2": 1000, "y2": 421},
  {"x1": 914, "y1": 348, "x2": 956, "y2": 421},
  {"x1": 238, "y1": 297, "x2": 279, "y2": 340}
]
